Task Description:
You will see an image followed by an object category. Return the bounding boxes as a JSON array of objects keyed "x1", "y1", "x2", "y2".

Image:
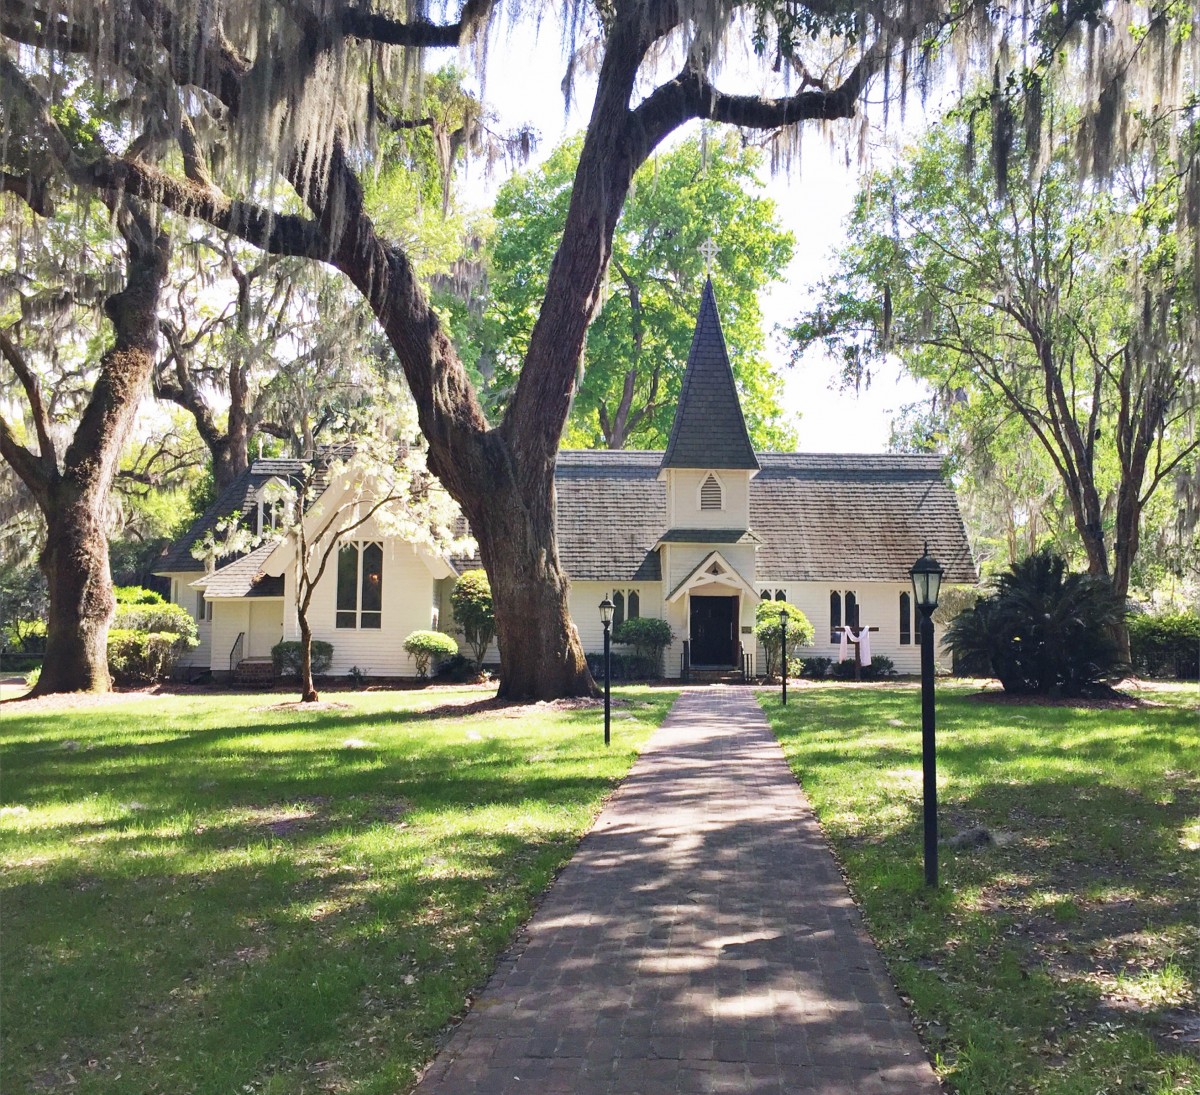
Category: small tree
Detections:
[
  {"x1": 754, "y1": 601, "x2": 813, "y2": 680},
  {"x1": 450, "y1": 569, "x2": 494, "y2": 670},
  {"x1": 612, "y1": 617, "x2": 673, "y2": 678},
  {"x1": 403, "y1": 630, "x2": 459, "y2": 678},
  {"x1": 284, "y1": 413, "x2": 471, "y2": 702}
]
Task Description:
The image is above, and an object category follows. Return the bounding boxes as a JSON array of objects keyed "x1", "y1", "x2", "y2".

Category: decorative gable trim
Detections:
[{"x1": 665, "y1": 550, "x2": 760, "y2": 604}]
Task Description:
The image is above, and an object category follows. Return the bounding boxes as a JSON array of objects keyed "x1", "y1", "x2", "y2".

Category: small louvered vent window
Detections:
[{"x1": 700, "y1": 474, "x2": 722, "y2": 510}]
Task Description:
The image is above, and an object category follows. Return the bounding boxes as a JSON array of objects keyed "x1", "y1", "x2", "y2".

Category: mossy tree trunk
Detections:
[{"x1": 0, "y1": 207, "x2": 170, "y2": 696}]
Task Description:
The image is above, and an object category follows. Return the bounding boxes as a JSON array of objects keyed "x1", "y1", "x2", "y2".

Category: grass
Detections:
[
  {"x1": 1, "y1": 685, "x2": 675, "y2": 1094},
  {"x1": 759, "y1": 681, "x2": 1200, "y2": 1095}
]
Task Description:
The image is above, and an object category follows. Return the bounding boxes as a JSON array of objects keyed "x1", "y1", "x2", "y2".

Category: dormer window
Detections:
[
  {"x1": 699, "y1": 472, "x2": 723, "y2": 511},
  {"x1": 256, "y1": 478, "x2": 296, "y2": 537}
]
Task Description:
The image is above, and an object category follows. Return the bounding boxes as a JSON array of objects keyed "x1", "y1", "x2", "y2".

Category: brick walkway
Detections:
[{"x1": 415, "y1": 688, "x2": 942, "y2": 1095}]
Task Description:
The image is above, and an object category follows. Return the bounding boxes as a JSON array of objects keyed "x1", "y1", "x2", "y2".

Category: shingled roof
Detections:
[
  {"x1": 750, "y1": 454, "x2": 976, "y2": 583},
  {"x1": 156, "y1": 459, "x2": 312, "y2": 574},
  {"x1": 660, "y1": 279, "x2": 760, "y2": 472},
  {"x1": 552, "y1": 450, "x2": 975, "y2": 585},
  {"x1": 555, "y1": 451, "x2": 664, "y2": 582}
]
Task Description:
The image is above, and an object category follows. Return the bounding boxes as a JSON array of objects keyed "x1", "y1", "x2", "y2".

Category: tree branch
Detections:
[{"x1": 0, "y1": 326, "x2": 57, "y2": 472}]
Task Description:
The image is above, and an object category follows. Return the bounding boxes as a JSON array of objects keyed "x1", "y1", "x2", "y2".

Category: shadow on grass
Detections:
[{"x1": 763, "y1": 685, "x2": 1199, "y2": 1092}]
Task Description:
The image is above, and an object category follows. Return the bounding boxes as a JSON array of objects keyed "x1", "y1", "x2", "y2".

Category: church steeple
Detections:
[{"x1": 660, "y1": 279, "x2": 760, "y2": 472}]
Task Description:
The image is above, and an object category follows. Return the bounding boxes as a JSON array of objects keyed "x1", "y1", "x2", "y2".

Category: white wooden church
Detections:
[{"x1": 157, "y1": 280, "x2": 976, "y2": 680}]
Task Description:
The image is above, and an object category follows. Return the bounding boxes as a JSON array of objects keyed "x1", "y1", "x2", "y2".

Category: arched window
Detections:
[
  {"x1": 845, "y1": 591, "x2": 860, "y2": 630},
  {"x1": 899, "y1": 592, "x2": 912, "y2": 645},
  {"x1": 829, "y1": 590, "x2": 842, "y2": 644},
  {"x1": 700, "y1": 473, "x2": 723, "y2": 511},
  {"x1": 761, "y1": 589, "x2": 771, "y2": 601},
  {"x1": 775, "y1": 589, "x2": 786, "y2": 602},
  {"x1": 628, "y1": 590, "x2": 640, "y2": 620},
  {"x1": 336, "y1": 541, "x2": 383, "y2": 629},
  {"x1": 613, "y1": 591, "x2": 625, "y2": 629}
]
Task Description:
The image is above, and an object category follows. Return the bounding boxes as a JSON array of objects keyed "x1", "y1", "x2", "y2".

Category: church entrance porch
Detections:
[{"x1": 689, "y1": 595, "x2": 738, "y2": 667}]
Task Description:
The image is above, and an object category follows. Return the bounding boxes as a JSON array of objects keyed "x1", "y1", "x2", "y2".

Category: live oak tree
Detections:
[
  {"x1": 794, "y1": 90, "x2": 1200, "y2": 654},
  {"x1": 0, "y1": 192, "x2": 169, "y2": 694},
  {"x1": 4, "y1": 0, "x2": 1197, "y2": 697},
  {"x1": 488, "y1": 132, "x2": 795, "y2": 450}
]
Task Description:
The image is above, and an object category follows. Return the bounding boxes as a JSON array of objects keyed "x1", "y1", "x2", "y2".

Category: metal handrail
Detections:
[
  {"x1": 229, "y1": 631, "x2": 245, "y2": 673},
  {"x1": 681, "y1": 640, "x2": 690, "y2": 683}
]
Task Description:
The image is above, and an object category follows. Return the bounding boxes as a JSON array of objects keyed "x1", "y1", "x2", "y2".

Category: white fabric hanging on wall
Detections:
[{"x1": 837, "y1": 626, "x2": 873, "y2": 666}]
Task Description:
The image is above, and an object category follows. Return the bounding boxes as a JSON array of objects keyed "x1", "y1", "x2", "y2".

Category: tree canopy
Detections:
[
  {"x1": 488, "y1": 132, "x2": 795, "y2": 450},
  {"x1": 793, "y1": 84, "x2": 1199, "y2": 630},
  {"x1": 3, "y1": 0, "x2": 1198, "y2": 696}
]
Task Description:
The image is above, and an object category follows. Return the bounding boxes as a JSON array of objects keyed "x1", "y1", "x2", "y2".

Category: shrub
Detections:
[
  {"x1": 113, "y1": 601, "x2": 199, "y2": 645},
  {"x1": 450, "y1": 570, "x2": 495, "y2": 670},
  {"x1": 107, "y1": 629, "x2": 193, "y2": 684},
  {"x1": 272, "y1": 640, "x2": 334, "y2": 679},
  {"x1": 114, "y1": 585, "x2": 165, "y2": 605},
  {"x1": 799, "y1": 656, "x2": 832, "y2": 679},
  {"x1": 1128, "y1": 612, "x2": 1200, "y2": 679},
  {"x1": 754, "y1": 600, "x2": 813, "y2": 678},
  {"x1": 435, "y1": 652, "x2": 476, "y2": 682},
  {"x1": 944, "y1": 549, "x2": 1125, "y2": 696},
  {"x1": 24, "y1": 666, "x2": 40, "y2": 689},
  {"x1": 612, "y1": 616, "x2": 673, "y2": 678},
  {"x1": 586, "y1": 651, "x2": 660, "y2": 681},
  {"x1": 404, "y1": 630, "x2": 458, "y2": 678},
  {"x1": 830, "y1": 654, "x2": 896, "y2": 680}
]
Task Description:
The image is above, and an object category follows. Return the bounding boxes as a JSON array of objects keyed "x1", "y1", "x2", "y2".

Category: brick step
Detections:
[
  {"x1": 233, "y1": 658, "x2": 275, "y2": 684},
  {"x1": 687, "y1": 668, "x2": 750, "y2": 685}
]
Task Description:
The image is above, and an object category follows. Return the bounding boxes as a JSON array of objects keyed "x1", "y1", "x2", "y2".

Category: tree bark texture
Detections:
[
  {"x1": 299, "y1": 615, "x2": 319, "y2": 702},
  {"x1": 22, "y1": 213, "x2": 170, "y2": 695}
]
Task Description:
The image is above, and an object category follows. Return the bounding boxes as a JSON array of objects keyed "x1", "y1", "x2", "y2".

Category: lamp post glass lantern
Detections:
[
  {"x1": 909, "y1": 544, "x2": 945, "y2": 887},
  {"x1": 599, "y1": 597, "x2": 615, "y2": 746},
  {"x1": 779, "y1": 608, "x2": 789, "y2": 706}
]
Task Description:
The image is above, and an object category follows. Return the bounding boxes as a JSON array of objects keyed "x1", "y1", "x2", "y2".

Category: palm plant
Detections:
[{"x1": 945, "y1": 550, "x2": 1126, "y2": 696}]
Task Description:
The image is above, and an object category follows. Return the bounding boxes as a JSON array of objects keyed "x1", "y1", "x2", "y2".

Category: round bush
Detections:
[
  {"x1": 403, "y1": 630, "x2": 459, "y2": 678},
  {"x1": 612, "y1": 617, "x2": 673, "y2": 678}
]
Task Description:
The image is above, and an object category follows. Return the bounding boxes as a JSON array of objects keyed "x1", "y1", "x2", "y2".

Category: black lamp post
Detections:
[
  {"x1": 779, "y1": 608, "x2": 789, "y2": 706},
  {"x1": 910, "y1": 543, "x2": 945, "y2": 887},
  {"x1": 599, "y1": 597, "x2": 615, "y2": 746}
]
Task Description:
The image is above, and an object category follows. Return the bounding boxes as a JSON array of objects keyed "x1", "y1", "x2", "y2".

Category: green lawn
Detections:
[
  {"x1": 760, "y1": 681, "x2": 1200, "y2": 1095},
  {"x1": 1, "y1": 686, "x2": 675, "y2": 1095}
]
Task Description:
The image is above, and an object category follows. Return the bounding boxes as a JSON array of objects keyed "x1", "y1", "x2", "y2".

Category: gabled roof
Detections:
[
  {"x1": 156, "y1": 458, "x2": 312, "y2": 574},
  {"x1": 659, "y1": 279, "x2": 760, "y2": 473},
  {"x1": 665, "y1": 550, "x2": 760, "y2": 603},
  {"x1": 551, "y1": 450, "x2": 976, "y2": 585},
  {"x1": 194, "y1": 541, "x2": 285, "y2": 598}
]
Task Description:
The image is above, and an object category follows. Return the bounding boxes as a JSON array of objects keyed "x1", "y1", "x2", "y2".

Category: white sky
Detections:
[{"x1": 459, "y1": 17, "x2": 934, "y2": 452}]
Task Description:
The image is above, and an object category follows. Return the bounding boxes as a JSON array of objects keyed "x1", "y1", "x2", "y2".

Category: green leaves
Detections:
[{"x1": 487, "y1": 130, "x2": 795, "y2": 450}]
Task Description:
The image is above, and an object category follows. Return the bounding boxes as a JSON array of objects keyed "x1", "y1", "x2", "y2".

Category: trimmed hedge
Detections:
[
  {"x1": 113, "y1": 602, "x2": 199, "y2": 643},
  {"x1": 271, "y1": 640, "x2": 334, "y2": 678},
  {"x1": 1129, "y1": 612, "x2": 1200, "y2": 679},
  {"x1": 107, "y1": 629, "x2": 194, "y2": 684}
]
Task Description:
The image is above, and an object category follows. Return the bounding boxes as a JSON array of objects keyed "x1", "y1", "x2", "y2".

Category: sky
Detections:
[{"x1": 459, "y1": 15, "x2": 933, "y2": 452}]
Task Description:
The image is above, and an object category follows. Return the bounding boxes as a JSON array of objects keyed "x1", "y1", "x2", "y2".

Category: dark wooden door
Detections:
[{"x1": 690, "y1": 597, "x2": 736, "y2": 666}]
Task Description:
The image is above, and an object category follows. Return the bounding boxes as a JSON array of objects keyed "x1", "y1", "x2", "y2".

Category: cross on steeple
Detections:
[{"x1": 699, "y1": 237, "x2": 718, "y2": 277}]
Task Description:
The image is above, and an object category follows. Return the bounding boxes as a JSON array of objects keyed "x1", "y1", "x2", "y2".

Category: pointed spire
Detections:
[{"x1": 660, "y1": 279, "x2": 760, "y2": 471}]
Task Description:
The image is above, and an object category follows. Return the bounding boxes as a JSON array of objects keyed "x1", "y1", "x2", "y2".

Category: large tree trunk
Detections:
[
  {"x1": 36, "y1": 489, "x2": 116, "y2": 693},
  {"x1": 25, "y1": 211, "x2": 170, "y2": 696},
  {"x1": 464, "y1": 456, "x2": 594, "y2": 700}
]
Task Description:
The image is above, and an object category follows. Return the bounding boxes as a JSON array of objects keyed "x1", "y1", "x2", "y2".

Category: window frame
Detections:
[{"x1": 335, "y1": 540, "x2": 384, "y2": 630}]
